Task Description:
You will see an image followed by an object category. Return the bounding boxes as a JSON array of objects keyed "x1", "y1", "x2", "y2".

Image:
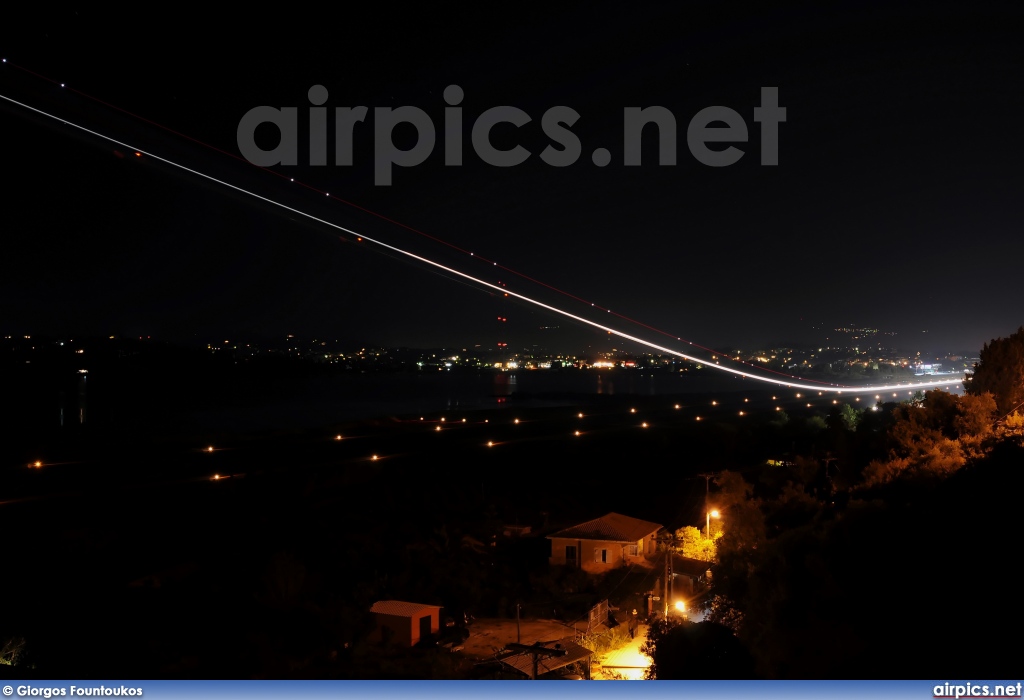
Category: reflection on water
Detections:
[
  {"x1": 477, "y1": 370, "x2": 740, "y2": 404},
  {"x1": 493, "y1": 372, "x2": 517, "y2": 397},
  {"x1": 503, "y1": 371, "x2": 704, "y2": 399}
]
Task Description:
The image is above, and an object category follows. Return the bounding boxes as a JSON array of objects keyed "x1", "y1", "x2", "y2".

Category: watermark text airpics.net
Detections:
[
  {"x1": 934, "y1": 683, "x2": 1023, "y2": 699},
  {"x1": 237, "y1": 85, "x2": 785, "y2": 185}
]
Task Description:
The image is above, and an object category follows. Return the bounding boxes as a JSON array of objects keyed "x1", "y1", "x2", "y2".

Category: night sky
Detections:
[{"x1": 3, "y1": 5, "x2": 1023, "y2": 355}]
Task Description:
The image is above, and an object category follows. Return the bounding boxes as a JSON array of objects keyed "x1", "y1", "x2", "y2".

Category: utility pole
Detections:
[
  {"x1": 664, "y1": 545, "x2": 670, "y2": 617},
  {"x1": 516, "y1": 602, "x2": 521, "y2": 644},
  {"x1": 655, "y1": 528, "x2": 685, "y2": 617},
  {"x1": 656, "y1": 534, "x2": 676, "y2": 617},
  {"x1": 698, "y1": 472, "x2": 717, "y2": 538}
]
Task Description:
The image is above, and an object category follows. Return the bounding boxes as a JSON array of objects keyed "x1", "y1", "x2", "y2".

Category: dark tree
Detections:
[
  {"x1": 642, "y1": 619, "x2": 755, "y2": 679},
  {"x1": 966, "y1": 326, "x2": 1024, "y2": 416}
]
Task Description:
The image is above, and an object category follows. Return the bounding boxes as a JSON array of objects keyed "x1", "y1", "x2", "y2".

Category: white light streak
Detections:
[{"x1": 0, "y1": 93, "x2": 965, "y2": 395}]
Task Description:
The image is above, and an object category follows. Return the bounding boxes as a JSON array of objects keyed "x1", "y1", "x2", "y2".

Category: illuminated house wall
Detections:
[{"x1": 547, "y1": 512, "x2": 662, "y2": 574}]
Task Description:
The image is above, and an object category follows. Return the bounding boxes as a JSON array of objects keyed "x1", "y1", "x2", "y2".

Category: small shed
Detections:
[
  {"x1": 369, "y1": 600, "x2": 442, "y2": 647},
  {"x1": 672, "y1": 554, "x2": 714, "y2": 595}
]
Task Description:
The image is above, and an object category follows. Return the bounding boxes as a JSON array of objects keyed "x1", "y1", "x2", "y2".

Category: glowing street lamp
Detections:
[{"x1": 707, "y1": 508, "x2": 720, "y2": 539}]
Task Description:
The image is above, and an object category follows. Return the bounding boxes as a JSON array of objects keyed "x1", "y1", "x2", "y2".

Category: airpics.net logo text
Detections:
[
  {"x1": 236, "y1": 86, "x2": 785, "y2": 185},
  {"x1": 934, "y1": 683, "x2": 1023, "y2": 699}
]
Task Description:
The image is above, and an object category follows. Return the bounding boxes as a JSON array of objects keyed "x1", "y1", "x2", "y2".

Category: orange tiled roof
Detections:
[{"x1": 548, "y1": 512, "x2": 663, "y2": 543}]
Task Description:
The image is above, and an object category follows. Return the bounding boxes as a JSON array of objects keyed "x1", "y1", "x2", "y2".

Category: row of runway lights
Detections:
[
  {"x1": 26, "y1": 389, "x2": 948, "y2": 472},
  {"x1": 283, "y1": 388, "x2": 953, "y2": 466},
  {"x1": 25, "y1": 384, "x2": 950, "y2": 472}
]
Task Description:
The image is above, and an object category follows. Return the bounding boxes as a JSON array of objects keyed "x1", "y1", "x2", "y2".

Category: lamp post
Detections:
[
  {"x1": 699, "y1": 471, "x2": 719, "y2": 540},
  {"x1": 706, "y1": 508, "x2": 720, "y2": 540}
]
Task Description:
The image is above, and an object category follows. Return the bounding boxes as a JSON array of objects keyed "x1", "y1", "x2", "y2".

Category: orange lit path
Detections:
[{"x1": 596, "y1": 623, "x2": 652, "y2": 680}]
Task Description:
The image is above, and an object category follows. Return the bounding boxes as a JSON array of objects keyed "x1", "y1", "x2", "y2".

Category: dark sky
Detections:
[{"x1": 2, "y1": 4, "x2": 1023, "y2": 356}]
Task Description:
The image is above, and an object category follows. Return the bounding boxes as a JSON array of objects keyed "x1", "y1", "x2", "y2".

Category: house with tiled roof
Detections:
[
  {"x1": 368, "y1": 600, "x2": 442, "y2": 647},
  {"x1": 547, "y1": 512, "x2": 663, "y2": 573}
]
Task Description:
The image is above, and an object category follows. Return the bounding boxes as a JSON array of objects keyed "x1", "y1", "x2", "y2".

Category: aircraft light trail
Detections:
[{"x1": 0, "y1": 91, "x2": 964, "y2": 395}]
